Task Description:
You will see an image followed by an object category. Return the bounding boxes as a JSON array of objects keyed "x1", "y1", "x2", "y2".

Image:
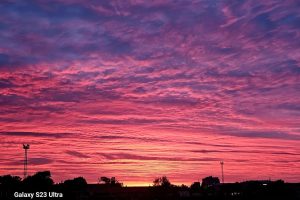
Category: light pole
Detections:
[
  {"x1": 220, "y1": 161, "x2": 224, "y2": 184},
  {"x1": 23, "y1": 144, "x2": 30, "y2": 179}
]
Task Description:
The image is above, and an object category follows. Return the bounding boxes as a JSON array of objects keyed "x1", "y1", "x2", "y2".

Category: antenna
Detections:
[
  {"x1": 23, "y1": 144, "x2": 30, "y2": 179},
  {"x1": 220, "y1": 161, "x2": 224, "y2": 184}
]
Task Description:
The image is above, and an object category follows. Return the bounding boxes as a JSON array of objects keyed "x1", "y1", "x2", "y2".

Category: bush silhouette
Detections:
[
  {"x1": 99, "y1": 176, "x2": 123, "y2": 187},
  {"x1": 153, "y1": 176, "x2": 172, "y2": 188},
  {"x1": 0, "y1": 175, "x2": 21, "y2": 188},
  {"x1": 63, "y1": 177, "x2": 87, "y2": 190},
  {"x1": 191, "y1": 182, "x2": 201, "y2": 191}
]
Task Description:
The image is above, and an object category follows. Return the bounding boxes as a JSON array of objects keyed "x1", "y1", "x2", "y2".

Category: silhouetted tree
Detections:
[
  {"x1": 23, "y1": 171, "x2": 53, "y2": 188},
  {"x1": 99, "y1": 176, "x2": 111, "y2": 184},
  {"x1": 111, "y1": 177, "x2": 117, "y2": 185},
  {"x1": 99, "y1": 176, "x2": 123, "y2": 187},
  {"x1": 179, "y1": 184, "x2": 189, "y2": 190},
  {"x1": 191, "y1": 181, "x2": 201, "y2": 191},
  {"x1": 0, "y1": 175, "x2": 21, "y2": 188},
  {"x1": 63, "y1": 177, "x2": 87, "y2": 190},
  {"x1": 153, "y1": 176, "x2": 172, "y2": 188},
  {"x1": 201, "y1": 176, "x2": 220, "y2": 188}
]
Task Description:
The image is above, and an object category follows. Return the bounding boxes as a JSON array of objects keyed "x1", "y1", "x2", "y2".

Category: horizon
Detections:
[
  {"x1": 0, "y1": 0, "x2": 299, "y2": 186},
  {"x1": 2, "y1": 169, "x2": 297, "y2": 187}
]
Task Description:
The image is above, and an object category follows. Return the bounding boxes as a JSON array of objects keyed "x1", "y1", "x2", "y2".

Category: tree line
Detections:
[{"x1": 0, "y1": 171, "x2": 220, "y2": 189}]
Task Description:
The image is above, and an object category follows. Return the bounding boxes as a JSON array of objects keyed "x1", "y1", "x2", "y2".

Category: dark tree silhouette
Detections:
[
  {"x1": 201, "y1": 176, "x2": 220, "y2": 188},
  {"x1": 23, "y1": 171, "x2": 53, "y2": 188},
  {"x1": 99, "y1": 176, "x2": 123, "y2": 187},
  {"x1": 190, "y1": 181, "x2": 201, "y2": 191},
  {"x1": 0, "y1": 175, "x2": 21, "y2": 188},
  {"x1": 180, "y1": 184, "x2": 189, "y2": 189},
  {"x1": 153, "y1": 176, "x2": 172, "y2": 188},
  {"x1": 63, "y1": 177, "x2": 87, "y2": 190},
  {"x1": 99, "y1": 176, "x2": 111, "y2": 184}
]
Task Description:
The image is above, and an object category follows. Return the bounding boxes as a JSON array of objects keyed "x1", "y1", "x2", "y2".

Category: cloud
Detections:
[
  {"x1": 99, "y1": 152, "x2": 219, "y2": 162},
  {"x1": 65, "y1": 150, "x2": 90, "y2": 158},
  {"x1": 79, "y1": 118, "x2": 174, "y2": 125},
  {"x1": 29, "y1": 158, "x2": 53, "y2": 165},
  {"x1": 276, "y1": 103, "x2": 300, "y2": 111},
  {"x1": 0, "y1": 79, "x2": 16, "y2": 88},
  {"x1": 220, "y1": 129, "x2": 300, "y2": 140},
  {"x1": 96, "y1": 135, "x2": 169, "y2": 143},
  {"x1": 0, "y1": 54, "x2": 11, "y2": 68},
  {"x1": 7, "y1": 158, "x2": 53, "y2": 165},
  {"x1": 191, "y1": 149, "x2": 300, "y2": 156},
  {"x1": 0, "y1": 131, "x2": 72, "y2": 138}
]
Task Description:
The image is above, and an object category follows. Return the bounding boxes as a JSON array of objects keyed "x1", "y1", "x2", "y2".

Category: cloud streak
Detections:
[{"x1": 0, "y1": 131, "x2": 72, "y2": 138}]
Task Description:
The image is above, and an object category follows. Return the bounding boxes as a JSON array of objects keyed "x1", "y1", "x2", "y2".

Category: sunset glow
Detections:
[{"x1": 0, "y1": 0, "x2": 299, "y2": 186}]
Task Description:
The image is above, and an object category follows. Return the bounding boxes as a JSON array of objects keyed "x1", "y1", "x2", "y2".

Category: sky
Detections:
[{"x1": 0, "y1": 0, "x2": 299, "y2": 186}]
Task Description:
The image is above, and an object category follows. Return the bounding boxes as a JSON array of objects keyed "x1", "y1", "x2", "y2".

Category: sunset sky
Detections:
[{"x1": 0, "y1": 0, "x2": 299, "y2": 186}]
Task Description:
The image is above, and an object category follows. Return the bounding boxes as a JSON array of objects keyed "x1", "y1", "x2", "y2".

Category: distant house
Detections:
[{"x1": 202, "y1": 176, "x2": 220, "y2": 188}]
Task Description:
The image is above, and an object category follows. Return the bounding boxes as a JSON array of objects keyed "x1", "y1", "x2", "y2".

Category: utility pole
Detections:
[
  {"x1": 23, "y1": 144, "x2": 30, "y2": 179},
  {"x1": 220, "y1": 161, "x2": 224, "y2": 184}
]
